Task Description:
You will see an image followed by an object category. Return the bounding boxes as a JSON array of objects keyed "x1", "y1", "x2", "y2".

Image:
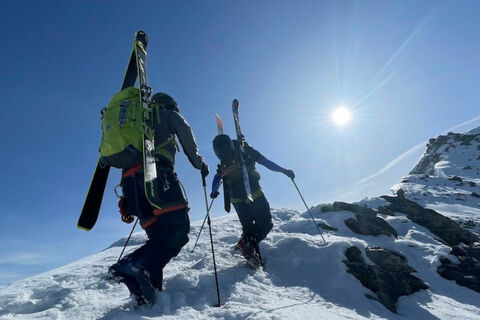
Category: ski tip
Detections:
[
  {"x1": 232, "y1": 99, "x2": 239, "y2": 108},
  {"x1": 77, "y1": 225, "x2": 91, "y2": 232},
  {"x1": 135, "y1": 30, "x2": 148, "y2": 47},
  {"x1": 215, "y1": 112, "x2": 224, "y2": 134}
]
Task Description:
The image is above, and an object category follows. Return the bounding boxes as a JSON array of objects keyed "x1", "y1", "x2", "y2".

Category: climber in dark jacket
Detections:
[
  {"x1": 210, "y1": 134, "x2": 294, "y2": 264},
  {"x1": 109, "y1": 93, "x2": 209, "y2": 305}
]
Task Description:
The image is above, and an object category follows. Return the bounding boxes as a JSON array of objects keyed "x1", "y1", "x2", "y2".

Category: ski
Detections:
[
  {"x1": 215, "y1": 112, "x2": 224, "y2": 135},
  {"x1": 134, "y1": 32, "x2": 162, "y2": 209},
  {"x1": 78, "y1": 31, "x2": 146, "y2": 231},
  {"x1": 232, "y1": 99, "x2": 253, "y2": 202}
]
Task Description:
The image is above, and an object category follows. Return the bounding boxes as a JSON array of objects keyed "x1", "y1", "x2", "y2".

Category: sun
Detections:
[{"x1": 331, "y1": 107, "x2": 352, "y2": 127}]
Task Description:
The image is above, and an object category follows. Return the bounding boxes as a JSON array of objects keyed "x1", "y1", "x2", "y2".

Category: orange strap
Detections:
[
  {"x1": 123, "y1": 164, "x2": 143, "y2": 178},
  {"x1": 153, "y1": 204, "x2": 187, "y2": 216},
  {"x1": 140, "y1": 203, "x2": 187, "y2": 229},
  {"x1": 141, "y1": 217, "x2": 158, "y2": 229}
]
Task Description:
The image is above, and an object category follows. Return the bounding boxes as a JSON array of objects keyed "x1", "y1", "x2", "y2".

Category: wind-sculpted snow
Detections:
[{"x1": 1, "y1": 206, "x2": 480, "y2": 319}]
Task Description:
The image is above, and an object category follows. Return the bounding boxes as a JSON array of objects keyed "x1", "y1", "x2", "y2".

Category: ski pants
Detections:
[
  {"x1": 120, "y1": 168, "x2": 190, "y2": 290},
  {"x1": 232, "y1": 194, "x2": 273, "y2": 244}
]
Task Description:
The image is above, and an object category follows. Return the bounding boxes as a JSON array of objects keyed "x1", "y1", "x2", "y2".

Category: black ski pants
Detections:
[
  {"x1": 120, "y1": 168, "x2": 189, "y2": 290},
  {"x1": 232, "y1": 194, "x2": 273, "y2": 244}
]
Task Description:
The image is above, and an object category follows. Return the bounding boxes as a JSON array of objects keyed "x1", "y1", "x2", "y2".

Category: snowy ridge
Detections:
[
  {"x1": 1, "y1": 204, "x2": 479, "y2": 319},
  {"x1": 392, "y1": 128, "x2": 480, "y2": 232}
]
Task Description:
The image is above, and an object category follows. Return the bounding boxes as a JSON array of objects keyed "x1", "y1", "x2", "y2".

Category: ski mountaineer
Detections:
[
  {"x1": 108, "y1": 93, "x2": 209, "y2": 305},
  {"x1": 210, "y1": 134, "x2": 294, "y2": 266}
]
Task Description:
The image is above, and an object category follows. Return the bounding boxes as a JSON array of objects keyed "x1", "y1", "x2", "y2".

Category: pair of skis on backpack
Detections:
[
  {"x1": 78, "y1": 30, "x2": 254, "y2": 232},
  {"x1": 78, "y1": 31, "x2": 161, "y2": 231}
]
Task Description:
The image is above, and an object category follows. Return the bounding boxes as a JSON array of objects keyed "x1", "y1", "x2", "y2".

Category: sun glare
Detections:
[{"x1": 331, "y1": 107, "x2": 352, "y2": 127}]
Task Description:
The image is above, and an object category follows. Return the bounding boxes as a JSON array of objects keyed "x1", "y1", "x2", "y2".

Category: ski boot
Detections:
[
  {"x1": 108, "y1": 259, "x2": 156, "y2": 306},
  {"x1": 235, "y1": 237, "x2": 262, "y2": 268}
]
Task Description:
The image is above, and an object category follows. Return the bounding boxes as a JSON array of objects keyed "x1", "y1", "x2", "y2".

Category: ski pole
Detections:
[
  {"x1": 191, "y1": 198, "x2": 215, "y2": 253},
  {"x1": 290, "y1": 178, "x2": 326, "y2": 243},
  {"x1": 202, "y1": 175, "x2": 222, "y2": 307},
  {"x1": 118, "y1": 218, "x2": 139, "y2": 262}
]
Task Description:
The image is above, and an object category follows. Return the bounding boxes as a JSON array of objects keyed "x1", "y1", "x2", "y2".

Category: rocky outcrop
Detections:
[
  {"x1": 410, "y1": 131, "x2": 480, "y2": 175},
  {"x1": 382, "y1": 195, "x2": 480, "y2": 293},
  {"x1": 381, "y1": 196, "x2": 479, "y2": 246},
  {"x1": 321, "y1": 202, "x2": 397, "y2": 238},
  {"x1": 437, "y1": 245, "x2": 480, "y2": 293},
  {"x1": 344, "y1": 246, "x2": 428, "y2": 313}
]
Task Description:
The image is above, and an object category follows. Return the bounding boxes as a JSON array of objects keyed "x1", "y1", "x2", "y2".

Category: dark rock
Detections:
[
  {"x1": 321, "y1": 202, "x2": 398, "y2": 238},
  {"x1": 464, "y1": 220, "x2": 476, "y2": 228},
  {"x1": 396, "y1": 189, "x2": 405, "y2": 198},
  {"x1": 460, "y1": 135, "x2": 476, "y2": 145},
  {"x1": 344, "y1": 216, "x2": 397, "y2": 238},
  {"x1": 381, "y1": 196, "x2": 479, "y2": 246},
  {"x1": 449, "y1": 176, "x2": 463, "y2": 182},
  {"x1": 344, "y1": 246, "x2": 428, "y2": 313},
  {"x1": 345, "y1": 246, "x2": 363, "y2": 262},
  {"x1": 377, "y1": 206, "x2": 395, "y2": 216},
  {"x1": 317, "y1": 222, "x2": 338, "y2": 231},
  {"x1": 437, "y1": 244, "x2": 480, "y2": 293},
  {"x1": 471, "y1": 192, "x2": 480, "y2": 198},
  {"x1": 381, "y1": 196, "x2": 480, "y2": 294},
  {"x1": 469, "y1": 181, "x2": 477, "y2": 187},
  {"x1": 322, "y1": 201, "x2": 378, "y2": 215},
  {"x1": 366, "y1": 247, "x2": 416, "y2": 274}
]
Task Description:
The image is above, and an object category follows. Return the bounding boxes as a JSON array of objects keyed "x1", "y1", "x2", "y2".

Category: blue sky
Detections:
[{"x1": 1, "y1": 0, "x2": 480, "y2": 285}]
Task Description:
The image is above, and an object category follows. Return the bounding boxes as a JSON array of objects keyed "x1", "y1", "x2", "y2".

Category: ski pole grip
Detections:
[{"x1": 202, "y1": 175, "x2": 206, "y2": 187}]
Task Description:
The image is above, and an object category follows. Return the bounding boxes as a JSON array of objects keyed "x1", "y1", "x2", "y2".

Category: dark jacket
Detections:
[
  {"x1": 152, "y1": 107, "x2": 204, "y2": 170},
  {"x1": 218, "y1": 141, "x2": 264, "y2": 202}
]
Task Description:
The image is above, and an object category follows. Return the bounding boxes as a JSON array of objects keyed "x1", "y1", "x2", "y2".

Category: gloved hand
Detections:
[
  {"x1": 210, "y1": 190, "x2": 220, "y2": 199},
  {"x1": 201, "y1": 162, "x2": 209, "y2": 178},
  {"x1": 283, "y1": 169, "x2": 295, "y2": 179},
  {"x1": 118, "y1": 197, "x2": 134, "y2": 224}
]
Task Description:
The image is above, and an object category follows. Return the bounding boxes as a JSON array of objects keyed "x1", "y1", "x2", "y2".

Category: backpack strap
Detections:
[{"x1": 152, "y1": 105, "x2": 180, "y2": 164}]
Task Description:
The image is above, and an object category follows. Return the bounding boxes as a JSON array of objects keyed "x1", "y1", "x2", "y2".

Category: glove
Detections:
[
  {"x1": 201, "y1": 162, "x2": 209, "y2": 178},
  {"x1": 118, "y1": 197, "x2": 134, "y2": 224},
  {"x1": 210, "y1": 190, "x2": 220, "y2": 199},
  {"x1": 283, "y1": 169, "x2": 295, "y2": 179}
]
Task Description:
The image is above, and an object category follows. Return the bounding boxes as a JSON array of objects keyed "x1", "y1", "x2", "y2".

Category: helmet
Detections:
[
  {"x1": 213, "y1": 134, "x2": 234, "y2": 161},
  {"x1": 151, "y1": 92, "x2": 179, "y2": 112}
]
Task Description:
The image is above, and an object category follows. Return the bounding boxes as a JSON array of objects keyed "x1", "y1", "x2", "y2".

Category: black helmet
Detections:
[
  {"x1": 151, "y1": 92, "x2": 179, "y2": 112},
  {"x1": 213, "y1": 134, "x2": 234, "y2": 161}
]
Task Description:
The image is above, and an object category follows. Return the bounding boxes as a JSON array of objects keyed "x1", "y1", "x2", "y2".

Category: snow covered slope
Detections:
[
  {"x1": 0, "y1": 204, "x2": 479, "y2": 320},
  {"x1": 1, "y1": 128, "x2": 479, "y2": 319},
  {"x1": 392, "y1": 129, "x2": 480, "y2": 233}
]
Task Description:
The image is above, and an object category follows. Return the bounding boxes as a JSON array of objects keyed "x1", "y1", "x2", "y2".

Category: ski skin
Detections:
[
  {"x1": 78, "y1": 31, "x2": 147, "y2": 231},
  {"x1": 232, "y1": 99, "x2": 253, "y2": 202}
]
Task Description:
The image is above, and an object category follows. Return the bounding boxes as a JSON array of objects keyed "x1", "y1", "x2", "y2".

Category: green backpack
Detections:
[{"x1": 99, "y1": 87, "x2": 144, "y2": 169}]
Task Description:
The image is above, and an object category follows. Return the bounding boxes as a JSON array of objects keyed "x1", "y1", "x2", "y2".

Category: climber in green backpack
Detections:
[{"x1": 105, "y1": 91, "x2": 209, "y2": 305}]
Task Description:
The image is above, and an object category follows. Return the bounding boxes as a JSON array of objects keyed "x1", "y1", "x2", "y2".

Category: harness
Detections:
[
  {"x1": 230, "y1": 189, "x2": 264, "y2": 204},
  {"x1": 122, "y1": 163, "x2": 187, "y2": 229}
]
